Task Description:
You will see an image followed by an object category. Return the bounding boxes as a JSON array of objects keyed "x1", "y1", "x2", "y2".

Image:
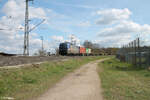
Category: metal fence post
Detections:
[
  {"x1": 137, "y1": 38, "x2": 141, "y2": 67},
  {"x1": 129, "y1": 42, "x2": 131, "y2": 63},
  {"x1": 131, "y1": 41, "x2": 134, "y2": 65},
  {"x1": 134, "y1": 40, "x2": 137, "y2": 66}
]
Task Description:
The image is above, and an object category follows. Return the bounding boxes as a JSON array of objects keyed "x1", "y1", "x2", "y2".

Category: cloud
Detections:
[
  {"x1": 98, "y1": 21, "x2": 148, "y2": 36},
  {"x1": 44, "y1": 9, "x2": 76, "y2": 33},
  {"x1": 2, "y1": 0, "x2": 47, "y2": 20},
  {"x1": 52, "y1": 2, "x2": 96, "y2": 9},
  {"x1": 29, "y1": 7, "x2": 47, "y2": 19},
  {"x1": 68, "y1": 34, "x2": 81, "y2": 46},
  {"x1": 96, "y1": 8, "x2": 150, "y2": 47},
  {"x1": 78, "y1": 21, "x2": 91, "y2": 27},
  {"x1": 0, "y1": 0, "x2": 49, "y2": 54},
  {"x1": 51, "y1": 36, "x2": 64, "y2": 43},
  {"x1": 51, "y1": 35, "x2": 81, "y2": 47},
  {"x1": 95, "y1": 35, "x2": 132, "y2": 47},
  {"x1": 97, "y1": 20, "x2": 150, "y2": 47},
  {"x1": 96, "y1": 8, "x2": 131, "y2": 25}
]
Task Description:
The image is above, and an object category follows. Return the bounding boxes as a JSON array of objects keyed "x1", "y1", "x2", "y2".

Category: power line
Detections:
[{"x1": 28, "y1": 19, "x2": 45, "y2": 33}]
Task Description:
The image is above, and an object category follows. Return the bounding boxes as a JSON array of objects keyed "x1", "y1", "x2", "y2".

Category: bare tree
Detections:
[
  {"x1": 33, "y1": 49, "x2": 47, "y2": 56},
  {"x1": 83, "y1": 40, "x2": 93, "y2": 48},
  {"x1": 55, "y1": 48, "x2": 59, "y2": 56},
  {"x1": 83, "y1": 40, "x2": 101, "y2": 49}
]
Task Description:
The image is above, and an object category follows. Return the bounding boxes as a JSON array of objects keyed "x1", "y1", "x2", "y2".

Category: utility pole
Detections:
[
  {"x1": 23, "y1": 0, "x2": 33, "y2": 56},
  {"x1": 40, "y1": 36, "x2": 44, "y2": 52},
  {"x1": 70, "y1": 34, "x2": 74, "y2": 45},
  {"x1": 70, "y1": 34, "x2": 77, "y2": 45}
]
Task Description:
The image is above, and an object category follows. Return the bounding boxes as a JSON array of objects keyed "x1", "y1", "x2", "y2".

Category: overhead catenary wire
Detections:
[{"x1": 28, "y1": 19, "x2": 45, "y2": 33}]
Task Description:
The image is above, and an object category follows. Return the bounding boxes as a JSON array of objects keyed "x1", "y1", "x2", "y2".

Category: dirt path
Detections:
[{"x1": 36, "y1": 59, "x2": 106, "y2": 100}]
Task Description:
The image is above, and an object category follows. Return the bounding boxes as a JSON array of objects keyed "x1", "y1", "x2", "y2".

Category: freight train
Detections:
[{"x1": 59, "y1": 42, "x2": 91, "y2": 56}]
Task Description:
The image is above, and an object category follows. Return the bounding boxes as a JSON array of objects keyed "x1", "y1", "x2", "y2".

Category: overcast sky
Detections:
[{"x1": 0, "y1": 0, "x2": 150, "y2": 54}]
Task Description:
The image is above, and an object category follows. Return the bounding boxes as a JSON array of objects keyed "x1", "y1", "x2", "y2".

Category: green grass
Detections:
[
  {"x1": 0, "y1": 56, "x2": 105, "y2": 100},
  {"x1": 98, "y1": 58, "x2": 150, "y2": 100}
]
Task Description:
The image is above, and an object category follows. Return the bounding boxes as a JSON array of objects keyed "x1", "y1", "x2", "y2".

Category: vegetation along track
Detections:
[
  {"x1": 98, "y1": 58, "x2": 150, "y2": 100},
  {"x1": 0, "y1": 56, "x2": 106, "y2": 100}
]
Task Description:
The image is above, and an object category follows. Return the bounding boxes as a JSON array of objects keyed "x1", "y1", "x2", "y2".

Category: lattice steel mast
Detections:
[{"x1": 23, "y1": 0, "x2": 33, "y2": 56}]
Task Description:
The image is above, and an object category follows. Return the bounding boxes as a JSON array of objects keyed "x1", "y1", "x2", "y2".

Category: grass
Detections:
[
  {"x1": 98, "y1": 58, "x2": 150, "y2": 100},
  {"x1": 0, "y1": 56, "x2": 105, "y2": 100}
]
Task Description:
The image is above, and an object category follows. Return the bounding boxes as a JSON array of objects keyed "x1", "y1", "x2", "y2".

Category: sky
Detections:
[{"x1": 1, "y1": 0, "x2": 150, "y2": 54}]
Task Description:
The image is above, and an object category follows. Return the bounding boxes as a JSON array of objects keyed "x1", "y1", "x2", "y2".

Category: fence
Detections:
[{"x1": 116, "y1": 38, "x2": 150, "y2": 68}]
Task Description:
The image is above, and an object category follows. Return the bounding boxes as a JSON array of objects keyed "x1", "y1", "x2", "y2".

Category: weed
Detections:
[
  {"x1": 0, "y1": 56, "x2": 105, "y2": 100},
  {"x1": 98, "y1": 58, "x2": 150, "y2": 100}
]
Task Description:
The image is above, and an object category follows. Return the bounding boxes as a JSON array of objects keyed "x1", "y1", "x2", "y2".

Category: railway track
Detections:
[{"x1": 0, "y1": 56, "x2": 73, "y2": 67}]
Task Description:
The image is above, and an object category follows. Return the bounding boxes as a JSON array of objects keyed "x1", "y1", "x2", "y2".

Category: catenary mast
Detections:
[{"x1": 23, "y1": 0, "x2": 33, "y2": 56}]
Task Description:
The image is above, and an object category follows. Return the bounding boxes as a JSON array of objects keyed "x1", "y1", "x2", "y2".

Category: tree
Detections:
[
  {"x1": 83, "y1": 40, "x2": 93, "y2": 48},
  {"x1": 55, "y1": 48, "x2": 59, "y2": 55},
  {"x1": 92, "y1": 43, "x2": 101, "y2": 49},
  {"x1": 33, "y1": 49, "x2": 47, "y2": 56}
]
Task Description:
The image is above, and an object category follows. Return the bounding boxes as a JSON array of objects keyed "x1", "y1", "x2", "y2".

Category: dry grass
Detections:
[
  {"x1": 98, "y1": 58, "x2": 150, "y2": 100},
  {"x1": 0, "y1": 56, "x2": 105, "y2": 100}
]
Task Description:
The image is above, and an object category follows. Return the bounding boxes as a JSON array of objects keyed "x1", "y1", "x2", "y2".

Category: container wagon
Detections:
[
  {"x1": 68, "y1": 45, "x2": 79, "y2": 55},
  {"x1": 59, "y1": 42, "x2": 80, "y2": 55},
  {"x1": 59, "y1": 42, "x2": 92, "y2": 56}
]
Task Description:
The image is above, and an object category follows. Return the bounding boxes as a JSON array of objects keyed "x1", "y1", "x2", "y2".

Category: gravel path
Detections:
[{"x1": 35, "y1": 59, "x2": 105, "y2": 100}]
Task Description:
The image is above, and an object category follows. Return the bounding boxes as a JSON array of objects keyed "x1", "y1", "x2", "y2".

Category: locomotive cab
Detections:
[{"x1": 59, "y1": 42, "x2": 70, "y2": 55}]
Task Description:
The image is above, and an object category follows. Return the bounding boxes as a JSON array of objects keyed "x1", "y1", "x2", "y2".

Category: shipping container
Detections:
[
  {"x1": 88, "y1": 48, "x2": 91, "y2": 54},
  {"x1": 79, "y1": 47, "x2": 86, "y2": 54},
  {"x1": 68, "y1": 45, "x2": 79, "y2": 54},
  {"x1": 86, "y1": 48, "x2": 89, "y2": 54}
]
